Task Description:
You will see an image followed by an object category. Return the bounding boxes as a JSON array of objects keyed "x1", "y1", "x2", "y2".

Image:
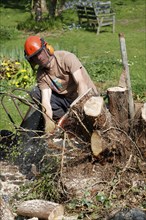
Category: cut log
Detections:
[
  {"x1": 107, "y1": 86, "x2": 129, "y2": 132},
  {"x1": 58, "y1": 88, "x2": 96, "y2": 129},
  {"x1": 16, "y1": 200, "x2": 64, "y2": 220},
  {"x1": 83, "y1": 96, "x2": 112, "y2": 131},
  {"x1": 84, "y1": 96, "x2": 104, "y2": 117},
  {"x1": 91, "y1": 130, "x2": 106, "y2": 157}
]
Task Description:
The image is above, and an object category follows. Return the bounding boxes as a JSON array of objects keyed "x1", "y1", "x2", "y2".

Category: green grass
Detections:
[{"x1": 0, "y1": 0, "x2": 146, "y2": 131}]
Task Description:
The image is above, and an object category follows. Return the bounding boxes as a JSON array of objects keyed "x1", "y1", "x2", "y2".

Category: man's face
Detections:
[{"x1": 30, "y1": 48, "x2": 50, "y2": 68}]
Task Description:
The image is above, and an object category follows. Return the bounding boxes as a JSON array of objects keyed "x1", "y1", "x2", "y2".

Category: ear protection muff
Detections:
[{"x1": 45, "y1": 43, "x2": 54, "y2": 56}]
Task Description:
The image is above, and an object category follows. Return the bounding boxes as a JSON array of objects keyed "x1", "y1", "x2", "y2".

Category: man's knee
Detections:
[{"x1": 51, "y1": 103, "x2": 66, "y2": 121}]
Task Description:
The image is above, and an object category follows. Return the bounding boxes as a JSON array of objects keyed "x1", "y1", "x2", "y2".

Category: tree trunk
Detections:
[
  {"x1": 49, "y1": 0, "x2": 57, "y2": 17},
  {"x1": 56, "y1": 0, "x2": 66, "y2": 15},
  {"x1": 41, "y1": 0, "x2": 48, "y2": 13},
  {"x1": 16, "y1": 200, "x2": 64, "y2": 220},
  {"x1": 107, "y1": 86, "x2": 129, "y2": 132},
  {"x1": 83, "y1": 94, "x2": 131, "y2": 158},
  {"x1": 31, "y1": 0, "x2": 42, "y2": 21},
  {"x1": 83, "y1": 96, "x2": 112, "y2": 132}
]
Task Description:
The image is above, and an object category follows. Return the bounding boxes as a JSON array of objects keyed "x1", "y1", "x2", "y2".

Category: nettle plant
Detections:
[{"x1": 0, "y1": 58, "x2": 36, "y2": 88}]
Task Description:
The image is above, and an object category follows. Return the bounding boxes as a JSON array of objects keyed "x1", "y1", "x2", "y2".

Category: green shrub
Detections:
[
  {"x1": 0, "y1": 58, "x2": 36, "y2": 89},
  {"x1": 0, "y1": 26, "x2": 19, "y2": 41},
  {"x1": 17, "y1": 17, "x2": 63, "y2": 33}
]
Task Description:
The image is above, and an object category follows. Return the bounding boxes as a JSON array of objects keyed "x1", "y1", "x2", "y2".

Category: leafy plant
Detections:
[
  {"x1": 96, "y1": 192, "x2": 111, "y2": 208},
  {"x1": 0, "y1": 59, "x2": 36, "y2": 88},
  {"x1": 18, "y1": 157, "x2": 66, "y2": 202}
]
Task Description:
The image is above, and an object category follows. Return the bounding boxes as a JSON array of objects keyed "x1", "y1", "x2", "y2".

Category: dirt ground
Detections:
[{"x1": 44, "y1": 131, "x2": 146, "y2": 219}]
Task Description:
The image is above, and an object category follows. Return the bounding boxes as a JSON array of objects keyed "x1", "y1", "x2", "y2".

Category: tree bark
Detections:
[
  {"x1": 16, "y1": 200, "x2": 64, "y2": 220},
  {"x1": 49, "y1": 0, "x2": 57, "y2": 17},
  {"x1": 132, "y1": 103, "x2": 146, "y2": 159},
  {"x1": 107, "y1": 86, "x2": 129, "y2": 132},
  {"x1": 31, "y1": 0, "x2": 42, "y2": 21}
]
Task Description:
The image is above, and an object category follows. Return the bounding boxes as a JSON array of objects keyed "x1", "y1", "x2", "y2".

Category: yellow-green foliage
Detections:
[{"x1": 0, "y1": 59, "x2": 36, "y2": 88}]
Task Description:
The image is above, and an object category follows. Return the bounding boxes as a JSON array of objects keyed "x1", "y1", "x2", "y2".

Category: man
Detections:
[{"x1": 24, "y1": 35, "x2": 99, "y2": 134}]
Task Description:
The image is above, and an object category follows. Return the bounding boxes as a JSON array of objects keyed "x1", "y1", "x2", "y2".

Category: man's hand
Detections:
[{"x1": 45, "y1": 119, "x2": 56, "y2": 135}]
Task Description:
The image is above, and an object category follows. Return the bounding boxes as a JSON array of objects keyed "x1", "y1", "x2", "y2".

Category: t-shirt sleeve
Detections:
[{"x1": 64, "y1": 53, "x2": 82, "y2": 74}]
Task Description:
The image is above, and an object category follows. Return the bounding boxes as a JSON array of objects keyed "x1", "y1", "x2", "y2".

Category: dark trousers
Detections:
[{"x1": 30, "y1": 86, "x2": 73, "y2": 121}]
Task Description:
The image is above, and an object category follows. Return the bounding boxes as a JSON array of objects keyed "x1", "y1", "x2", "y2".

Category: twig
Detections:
[
  {"x1": 85, "y1": 214, "x2": 92, "y2": 220},
  {"x1": 109, "y1": 154, "x2": 133, "y2": 199},
  {"x1": 91, "y1": 180, "x2": 108, "y2": 188},
  {"x1": 60, "y1": 132, "x2": 66, "y2": 179}
]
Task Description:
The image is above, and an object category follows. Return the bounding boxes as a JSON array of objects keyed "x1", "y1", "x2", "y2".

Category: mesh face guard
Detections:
[{"x1": 24, "y1": 38, "x2": 46, "y2": 61}]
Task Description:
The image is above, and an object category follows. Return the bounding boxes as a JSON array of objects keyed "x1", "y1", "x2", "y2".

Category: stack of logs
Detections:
[{"x1": 65, "y1": 87, "x2": 146, "y2": 160}]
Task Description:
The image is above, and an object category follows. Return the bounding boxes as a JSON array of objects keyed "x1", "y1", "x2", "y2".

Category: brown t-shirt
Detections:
[{"x1": 37, "y1": 51, "x2": 98, "y2": 101}]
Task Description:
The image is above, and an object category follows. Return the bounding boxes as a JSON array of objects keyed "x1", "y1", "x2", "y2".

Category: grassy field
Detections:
[{"x1": 0, "y1": 0, "x2": 146, "y2": 131}]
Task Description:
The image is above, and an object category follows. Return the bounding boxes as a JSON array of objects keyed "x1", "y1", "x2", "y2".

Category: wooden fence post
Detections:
[{"x1": 119, "y1": 33, "x2": 135, "y2": 120}]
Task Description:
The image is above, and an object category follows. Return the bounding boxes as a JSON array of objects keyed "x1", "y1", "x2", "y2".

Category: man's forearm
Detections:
[{"x1": 42, "y1": 102, "x2": 55, "y2": 134}]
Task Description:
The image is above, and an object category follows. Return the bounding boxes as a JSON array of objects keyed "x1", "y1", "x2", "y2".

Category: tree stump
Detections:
[
  {"x1": 16, "y1": 200, "x2": 64, "y2": 220},
  {"x1": 83, "y1": 95, "x2": 132, "y2": 159},
  {"x1": 83, "y1": 96, "x2": 112, "y2": 131},
  {"x1": 83, "y1": 96, "x2": 116, "y2": 158},
  {"x1": 107, "y1": 87, "x2": 129, "y2": 132},
  {"x1": 132, "y1": 103, "x2": 146, "y2": 159}
]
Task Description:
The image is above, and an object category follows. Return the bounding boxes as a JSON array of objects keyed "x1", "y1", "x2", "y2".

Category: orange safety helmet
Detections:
[{"x1": 24, "y1": 36, "x2": 54, "y2": 60}]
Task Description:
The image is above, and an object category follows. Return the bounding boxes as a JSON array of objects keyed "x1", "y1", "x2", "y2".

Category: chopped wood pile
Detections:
[{"x1": 58, "y1": 87, "x2": 145, "y2": 161}]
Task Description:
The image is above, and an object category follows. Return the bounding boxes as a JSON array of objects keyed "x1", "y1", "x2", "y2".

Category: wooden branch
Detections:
[
  {"x1": 16, "y1": 200, "x2": 64, "y2": 220},
  {"x1": 118, "y1": 69, "x2": 127, "y2": 88}
]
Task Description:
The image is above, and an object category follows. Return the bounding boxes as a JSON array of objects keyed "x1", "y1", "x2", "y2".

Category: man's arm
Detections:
[
  {"x1": 41, "y1": 88, "x2": 56, "y2": 134},
  {"x1": 72, "y1": 68, "x2": 91, "y2": 96}
]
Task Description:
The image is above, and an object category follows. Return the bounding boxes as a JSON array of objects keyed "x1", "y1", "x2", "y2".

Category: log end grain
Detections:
[{"x1": 84, "y1": 96, "x2": 104, "y2": 117}]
